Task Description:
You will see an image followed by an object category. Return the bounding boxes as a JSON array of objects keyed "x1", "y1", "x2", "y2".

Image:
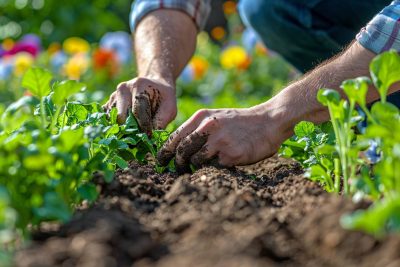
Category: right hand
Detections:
[{"x1": 103, "y1": 77, "x2": 177, "y2": 134}]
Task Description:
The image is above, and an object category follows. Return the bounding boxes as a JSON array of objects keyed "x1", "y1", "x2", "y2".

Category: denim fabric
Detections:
[
  {"x1": 238, "y1": 0, "x2": 400, "y2": 106},
  {"x1": 238, "y1": 0, "x2": 391, "y2": 73}
]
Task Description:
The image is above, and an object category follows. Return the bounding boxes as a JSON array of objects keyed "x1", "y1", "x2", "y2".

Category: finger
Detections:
[
  {"x1": 116, "y1": 87, "x2": 132, "y2": 124},
  {"x1": 190, "y1": 142, "x2": 219, "y2": 168},
  {"x1": 175, "y1": 131, "x2": 209, "y2": 173},
  {"x1": 152, "y1": 101, "x2": 177, "y2": 130},
  {"x1": 102, "y1": 93, "x2": 116, "y2": 112},
  {"x1": 156, "y1": 110, "x2": 209, "y2": 166}
]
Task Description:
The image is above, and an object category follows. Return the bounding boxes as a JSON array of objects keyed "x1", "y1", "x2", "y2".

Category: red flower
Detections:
[{"x1": 92, "y1": 48, "x2": 119, "y2": 77}]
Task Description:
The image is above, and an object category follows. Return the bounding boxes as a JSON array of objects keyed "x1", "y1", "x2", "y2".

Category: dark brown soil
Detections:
[{"x1": 15, "y1": 156, "x2": 400, "y2": 267}]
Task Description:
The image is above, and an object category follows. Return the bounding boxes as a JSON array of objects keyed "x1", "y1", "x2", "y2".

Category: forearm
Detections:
[
  {"x1": 257, "y1": 41, "x2": 382, "y2": 139},
  {"x1": 134, "y1": 9, "x2": 197, "y2": 85}
]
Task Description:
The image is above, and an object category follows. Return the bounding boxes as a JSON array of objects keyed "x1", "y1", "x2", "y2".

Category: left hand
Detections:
[{"x1": 157, "y1": 106, "x2": 285, "y2": 173}]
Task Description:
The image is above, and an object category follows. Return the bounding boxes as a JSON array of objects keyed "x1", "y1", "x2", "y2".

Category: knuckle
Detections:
[
  {"x1": 193, "y1": 109, "x2": 209, "y2": 119},
  {"x1": 116, "y1": 82, "x2": 126, "y2": 91},
  {"x1": 135, "y1": 77, "x2": 149, "y2": 87}
]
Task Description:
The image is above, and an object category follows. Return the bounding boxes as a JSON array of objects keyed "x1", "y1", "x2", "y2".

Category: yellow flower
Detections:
[
  {"x1": 190, "y1": 56, "x2": 209, "y2": 80},
  {"x1": 14, "y1": 52, "x2": 34, "y2": 76},
  {"x1": 63, "y1": 54, "x2": 89, "y2": 80},
  {"x1": 63, "y1": 37, "x2": 90, "y2": 54},
  {"x1": 220, "y1": 46, "x2": 251, "y2": 70}
]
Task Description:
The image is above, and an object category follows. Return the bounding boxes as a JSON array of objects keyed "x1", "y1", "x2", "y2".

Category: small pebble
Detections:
[{"x1": 200, "y1": 175, "x2": 207, "y2": 182}]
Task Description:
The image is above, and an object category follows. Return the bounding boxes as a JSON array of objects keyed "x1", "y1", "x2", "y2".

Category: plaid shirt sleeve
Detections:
[
  {"x1": 357, "y1": 1, "x2": 400, "y2": 53},
  {"x1": 130, "y1": 0, "x2": 212, "y2": 32}
]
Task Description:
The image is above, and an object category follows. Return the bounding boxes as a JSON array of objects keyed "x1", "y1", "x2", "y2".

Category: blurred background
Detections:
[{"x1": 0, "y1": 0, "x2": 295, "y2": 129}]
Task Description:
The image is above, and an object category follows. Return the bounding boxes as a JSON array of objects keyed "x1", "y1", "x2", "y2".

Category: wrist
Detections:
[
  {"x1": 139, "y1": 72, "x2": 176, "y2": 89},
  {"x1": 253, "y1": 82, "x2": 329, "y2": 139}
]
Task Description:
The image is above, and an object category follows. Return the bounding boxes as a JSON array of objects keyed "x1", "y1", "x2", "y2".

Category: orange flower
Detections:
[
  {"x1": 211, "y1": 27, "x2": 226, "y2": 41},
  {"x1": 2, "y1": 38, "x2": 14, "y2": 50},
  {"x1": 223, "y1": 1, "x2": 237, "y2": 15},
  {"x1": 92, "y1": 48, "x2": 119, "y2": 77},
  {"x1": 190, "y1": 56, "x2": 209, "y2": 80},
  {"x1": 47, "y1": 42, "x2": 61, "y2": 55}
]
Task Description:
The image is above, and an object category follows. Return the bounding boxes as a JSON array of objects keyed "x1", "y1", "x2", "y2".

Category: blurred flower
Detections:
[
  {"x1": 47, "y1": 42, "x2": 61, "y2": 55},
  {"x1": 63, "y1": 37, "x2": 90, "y2": 54},
  {"x1": 92, "y1": 48, "x2": 119, "y2": 77},
  {"x1": 190, "y1": 56, "x2": 209, "y2": 80},
  {"x1": 14, "y1": 52, "x2": 34, "y2": 76},
  {"x1": 211, "y1": 27, "x2": 226, "y2": 41},
  {"x1": 2, "y1": 35, "x2": 41, "y2": 58},
  {"x1": 365, "y1": 140, "x2": 381, "y2": 164},
  {"x1": 63, "y1": 53, "x2": 89, "y2": 80},
  {"x1": 223, "y1": 1, "x2": 237, "y2": 15},
  {"x1": 2, "y1": 39, "x2": 14, "y2": 51},
  {"x1": 51, "y1": 51, "x2": 68, "y2": 72},
  {"x1": 220, "y1": 45, "x2": 251, "y2": 70},
  {"x1": 180, "y1": 65, "x2": 194, "y2": 83},
  {"x1": 21, "y1": 34, "x2": 41, "y2": 49},
  {"x1": 0, "y1": 58, "x2": 13, "y2": 80},
  {"x1": 100, "y1": 31, "x2": 131, "y2": 64}
]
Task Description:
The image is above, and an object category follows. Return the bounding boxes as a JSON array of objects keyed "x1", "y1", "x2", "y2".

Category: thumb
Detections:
[{"x1": 133, "y1": 92, "x2": 153, "y2": 135}]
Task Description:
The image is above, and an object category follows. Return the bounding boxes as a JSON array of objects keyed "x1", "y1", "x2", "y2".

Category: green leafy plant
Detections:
[
  {"x1": 282, "y1": 50, "x2": 400, "y2": 236},
  {"x1": 0, "y1": 67, "x2": 169, "y2": 249}
]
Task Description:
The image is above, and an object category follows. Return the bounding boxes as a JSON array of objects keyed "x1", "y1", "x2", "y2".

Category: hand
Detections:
[
  {"x1": 157, "y1": 106, "x2": 286, "y2": 173},
  {"x1": 103, "y1": 77, "x2": 177, "y2": 134}
]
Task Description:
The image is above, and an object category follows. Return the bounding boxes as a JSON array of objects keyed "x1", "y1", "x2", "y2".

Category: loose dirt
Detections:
[{"x1": 15, "y1": 156, "x2": 400, "y2": 267}]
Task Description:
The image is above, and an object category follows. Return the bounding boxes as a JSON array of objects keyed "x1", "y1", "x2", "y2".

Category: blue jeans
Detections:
[{"x1": 238, "y1": 0, "x2": 400, "y2": 106}]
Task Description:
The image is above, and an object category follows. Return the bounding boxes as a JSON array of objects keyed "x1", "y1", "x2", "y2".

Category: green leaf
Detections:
[
  {"x1": 109, "y1": 107, "x2": 118, "y2": 125},
  {"x1": 3, "y1": 96, "x2": 39, "y2": 116},
  {"x1": 113, "y1": 155, "x2": 128, "y2": 169},
  {"x1": 125, "y1": 110, "x2": 138, "y2": 129},
  {"x1": 294, "y1": 121, "x2": 315, "y2": 138},
  {"x1": 317, "y1": 89, "x2": 340, "y2": 106},
  {"x1": 370, "y1": 50, "x2": 400, "y2": 103},
  {"x1": 64, "y1": 102, "x2": 89, "y2": 124},
  {"x1": 52, "y1": 80, "x2": 86, "y2": 105},
  {"x1": 341, "y1": 77, "x2": 370, "y2": 107},
  {"x1": 341, "y1": 196, "x2": 400, "y2": 236},
  {"x1": 371, "y1": 102, "x2": 399, "y2": 125},
  {"x1": 33, "y1": 192, "x2": 71, "y2": 223},
  {"x1": 77, "y1": 184, "x2": 98, "y2": 202},
  {"x1": 21, "y1": 67, "x2": 53, "y2": 98}
]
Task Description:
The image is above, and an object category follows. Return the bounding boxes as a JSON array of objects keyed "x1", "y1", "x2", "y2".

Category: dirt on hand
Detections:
[
  {"x1": 134, "y1": 86, "x2": 161, "y2": 135},
  {"x1": 15, "y1": 156, "x2": 400, "y2": 267}
]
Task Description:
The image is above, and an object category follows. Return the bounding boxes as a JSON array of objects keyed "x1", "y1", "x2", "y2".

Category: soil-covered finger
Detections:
[
  {"x1": 134, "y1": 92, "x2": 153, "y2": 135},
  {"x1": 175, "y1": 132, "x2": 209, "y2": 173},
  {"x1": 190, "y1": 145, "x2": 220, "y2": 168}
]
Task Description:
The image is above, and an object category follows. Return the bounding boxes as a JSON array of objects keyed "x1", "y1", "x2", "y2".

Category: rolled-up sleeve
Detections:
[
  {"x1": 130, "y1": 0, "x2": 212, "y2": 32},
  {"x1": 357, "y1": 1, "x2": 400, "y2": 53}
]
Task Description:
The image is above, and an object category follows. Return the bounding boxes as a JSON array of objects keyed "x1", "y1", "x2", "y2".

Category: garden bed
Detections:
[{"x1": 15, "y1": 156, "x2": 400, "y2": 267}]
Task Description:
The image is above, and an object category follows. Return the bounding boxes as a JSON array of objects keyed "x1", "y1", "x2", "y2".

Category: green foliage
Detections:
[
  {"x1": 0, "y1": 0, "x2": 130, "y2": 43},
  {"x1": 0, "y1": 67, "x2": 169, "y2": 247},
  {"x1": 21, "y1": 68, "x2": 53, "y2": 98},
  {"x1": 282, "y1": 50, "x2": 400, "y2": 236}
]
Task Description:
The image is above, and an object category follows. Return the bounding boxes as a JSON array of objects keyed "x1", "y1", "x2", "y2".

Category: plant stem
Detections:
[{"x1": 40, "y1": 97, "x2": 47, "y2": 129}]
